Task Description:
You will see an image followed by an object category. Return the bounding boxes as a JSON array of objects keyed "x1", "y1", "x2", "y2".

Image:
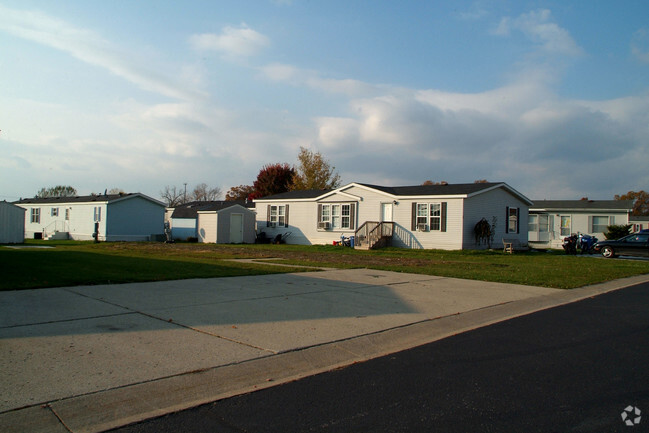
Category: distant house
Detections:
[
  {"x1": 630, "y1": 214, "x2": 649, "y2": 233},
  {"x1": 15, "y1": 193, "x2": 165, "y2": 241},
  {"x1": 254, "y1": 182, "x2": 531, "y2": 250},
  {"x1": 528, "y1": 200, "x2": 633, "y2": 248},
  {"x1": 0, "y1": 201, "x2": 26, "y2": 244},
  {"x1": 169, "y1": 201, "x2": 255, "y2": 242}
]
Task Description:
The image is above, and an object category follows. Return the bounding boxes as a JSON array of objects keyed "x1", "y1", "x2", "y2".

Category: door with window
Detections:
[{"x1": 560, "y1": 215, "x2": 571, "y2": 236}]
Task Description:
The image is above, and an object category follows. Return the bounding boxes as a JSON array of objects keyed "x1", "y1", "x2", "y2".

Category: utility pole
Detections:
[{"x1": 183, "y1": 183, "x2": 187, "y2": 204}]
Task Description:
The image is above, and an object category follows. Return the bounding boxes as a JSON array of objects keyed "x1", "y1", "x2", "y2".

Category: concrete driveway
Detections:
[{"x1": 1, "y1": 268, "x2": 646, "y2": 433}]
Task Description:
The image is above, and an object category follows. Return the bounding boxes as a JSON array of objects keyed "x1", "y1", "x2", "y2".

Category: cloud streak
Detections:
[
  {"x1": 190, "y1": 24, "x2": 270, "y2": 57},
  {"x1": 0, "y1": 4, "x2": 203, "y2": 101}
]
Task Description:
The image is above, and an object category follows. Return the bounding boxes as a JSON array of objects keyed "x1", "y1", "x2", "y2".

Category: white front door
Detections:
[
  {"x1": 381, "y1": 203, "x2": 393, "y2": 222},
  {"x1": 230, "y1": 214, "x2": 243, "y2": 243}
]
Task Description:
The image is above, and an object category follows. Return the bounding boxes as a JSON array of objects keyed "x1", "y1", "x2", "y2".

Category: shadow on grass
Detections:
[{"x1": 0, "y1": 249, "x2": 308, "y2": 291}]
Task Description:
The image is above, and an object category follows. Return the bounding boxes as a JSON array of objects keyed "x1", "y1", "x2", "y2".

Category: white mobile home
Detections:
[
  {"x1": 528, "y1": 200, "x2": 633, "y2": 249},
  {"x1": 0, "y1": 201, "x2": 26, "y2": 244},
  {"x1": 255, "y1": 182, "x2": 531, "y2": 250},
  {"x1": 15, "y1": 193, "x2": 165, "y2": 241}
]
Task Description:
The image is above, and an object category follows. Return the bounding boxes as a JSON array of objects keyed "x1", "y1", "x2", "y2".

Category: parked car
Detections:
[{"x1": 592, "y1": 233, "x2": 649, "y2": 258}]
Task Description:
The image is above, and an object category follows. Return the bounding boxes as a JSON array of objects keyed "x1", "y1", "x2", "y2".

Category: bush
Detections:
[{"x1": 603, "y1": 224, "x2": 632, "y2": 240}]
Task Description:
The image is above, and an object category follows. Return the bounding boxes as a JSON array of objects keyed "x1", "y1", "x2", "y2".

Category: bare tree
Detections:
[
  {"x1": 36, "y1": 185, "x2": 77, "y2": 198},
  {"x1": 191, "y1": 183, "x2": 222, "y2": 201},
  {"x1": 160, "y1": 185, "x2": 185, "y2": 207}
]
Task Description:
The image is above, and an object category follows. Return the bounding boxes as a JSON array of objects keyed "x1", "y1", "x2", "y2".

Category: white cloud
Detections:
[
  {"x1": 189, "y1": 24, "x2": 270, "y2": 57},
  {"x1": 0, "y1": 4, "x2": 203, "y2": 101},
  {"x1": 259, "y1": 62, "x2": 379, "y2": 97},
  {"x1": 631, "y1": 28, "x2": 649, "y2": 63},
  {"x1": 495, "y1": 9, "x2": 583, "y2": 57}
]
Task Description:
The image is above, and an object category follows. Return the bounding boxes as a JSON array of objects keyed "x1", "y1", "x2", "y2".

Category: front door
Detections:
[
  {"x1": 381, "y1": 203, "x2": 393, "y2": 222},
  {"x1": 230, "y1": 214, "x2": 243, "y2": 243}
]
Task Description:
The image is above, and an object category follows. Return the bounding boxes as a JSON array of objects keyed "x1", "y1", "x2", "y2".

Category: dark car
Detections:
[{"x1": 593, "y1": 233, "x2": 649, "y2": 258}]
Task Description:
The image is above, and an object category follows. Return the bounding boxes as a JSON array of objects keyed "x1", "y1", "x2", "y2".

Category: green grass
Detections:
[
  {"x1": 1, "y1": 241, "x2": 648, "y2": 290},
  {"x1": 0, "y1": 241, "x2": 312, "y2": 290}
]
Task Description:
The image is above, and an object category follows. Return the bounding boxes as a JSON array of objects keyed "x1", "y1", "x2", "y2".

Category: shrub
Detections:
[{"x1": 603, "y1": 224, "x2": 632, "y2": 240}]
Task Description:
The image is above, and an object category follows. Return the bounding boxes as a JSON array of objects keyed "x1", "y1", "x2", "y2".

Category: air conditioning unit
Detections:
[
  {"x1": 417, "y1": 223, "x2": 428, "y2": 232},
  {"x1": 318, "y1": 221, "x2": 330, "y2": 229}
]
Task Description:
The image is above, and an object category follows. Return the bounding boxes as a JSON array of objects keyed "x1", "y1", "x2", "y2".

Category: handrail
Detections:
[
  {"x1": 42, "y1": 220, "x2": 69, "y2": 239},
  {"x1": 355, "y1": 221, "x2": 394, "y2": 249}
]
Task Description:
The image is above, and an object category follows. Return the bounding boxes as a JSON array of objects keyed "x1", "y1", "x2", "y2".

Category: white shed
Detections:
[
  {"x1": 197, "y1": 202, "x2": 256, "y2": 244},
  {"x1": 0, "y1": 201, "x2": 26, "y2": 244}
]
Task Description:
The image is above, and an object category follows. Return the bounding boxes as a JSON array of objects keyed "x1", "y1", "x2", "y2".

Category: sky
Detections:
[{"x1": 1, "y1": 1, "x2": 648, "y2": 202}]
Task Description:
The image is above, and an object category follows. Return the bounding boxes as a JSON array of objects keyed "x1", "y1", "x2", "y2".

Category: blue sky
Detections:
[{"x1": 1, "y1": 0, "x2": 648, "y2": 202}]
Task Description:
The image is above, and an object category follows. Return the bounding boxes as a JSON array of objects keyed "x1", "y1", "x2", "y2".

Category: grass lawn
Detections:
[{"x1": 1, "y1": 240, "x2": 648, "y2": 290}]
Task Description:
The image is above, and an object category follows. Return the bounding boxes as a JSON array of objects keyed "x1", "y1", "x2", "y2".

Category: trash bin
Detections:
[{"x1": 350, "y1": 236, "x2": 355, "y2": 248}]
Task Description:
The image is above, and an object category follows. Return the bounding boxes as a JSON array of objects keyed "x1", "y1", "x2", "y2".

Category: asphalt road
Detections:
[{"x1": 111, "y1": 282, "x2": 649, "y2": 433}]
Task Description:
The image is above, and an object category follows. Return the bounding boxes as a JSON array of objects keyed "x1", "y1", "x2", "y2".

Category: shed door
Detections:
[{"x1": 230, "y1": 214, "x2": 243, "y2": 243}]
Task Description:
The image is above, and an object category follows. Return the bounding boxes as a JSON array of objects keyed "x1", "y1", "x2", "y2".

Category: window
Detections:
[
  {"x1": 51, "y1": 208, "x2": 59, "y2": 217},
  {"x1": 560, "y1": 216, "x2": 571, "y2": 236},
  {"x1": 94, "y1": 207, "x2": 102, "y2": 222},
  {"x1": 413, "y1": 202, "x2": 445, "y2": 232},
  {"x1": 539, "y1": 215, "x2": 549, "y2": 232},
  {"x1": 30, "y1": 208, "x2": 40, "y2": 223},
  {"x1": 528, "y1": 214, "x2": 538, "y2": 232},
  {"x1": 508, "y1": 208, "x2": 518, "y2": 233},
  {"x1": 592, "y1": 216, "x2": 609, "y2": 233},
  {"x1": 268, "y1": 205, "x2": 288, "y2": 227},
  {"x1": 505, "y1": 207, "x2": 519, "y2": 234},
  {"x1": 319, "y1": 203, "x2": 354, "y2": 230}
]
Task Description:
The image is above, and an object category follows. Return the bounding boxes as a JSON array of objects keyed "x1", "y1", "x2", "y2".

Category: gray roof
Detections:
[
  {"x1": 257, "y1": 182, "x2": 510, "y2": 201},
  {"x1": 171, "y1": 200, "x2": 253, "y2": 218},
  {"x1": 356, "y1": 182, "x2": 503, "y2": 196},
  {"x1": 630, "y1": 214, "x2": 649, "y2": 222},
  {"x1": 256, "y1": 189, "x2": 332, "y2": 200},
  {"x1": 531, "y1": 200, "x2": 634, "y2": 211},
  {"x1": 14, "y1": 193, "x2": 156, "y2": 205}
]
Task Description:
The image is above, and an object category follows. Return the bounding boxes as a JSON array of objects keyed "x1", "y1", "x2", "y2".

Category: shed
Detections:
[
  {"x1": 0, "y1": 201, "x2": 26, "y2": 244},
  {"x1": 197, "y1": 202, "x2": 256, "y2": 244}
]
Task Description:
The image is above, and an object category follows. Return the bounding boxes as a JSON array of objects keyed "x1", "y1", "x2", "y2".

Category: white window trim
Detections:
[
  {"x1": 416, "y1": 203, "x2": 442, "y2": 231},
  {"x1": 319, "y1": 203, "x2": 352, "y2": 230}
]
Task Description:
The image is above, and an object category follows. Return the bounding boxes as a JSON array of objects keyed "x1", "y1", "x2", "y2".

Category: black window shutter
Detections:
[
  {"x1": 350, "y1": 203, "x2": 356, "y2": 229},
  {"x1": 411, "y1": 203, "x2": 417, "y2": 230},
  {"x1": 516, "y1": 207, "x2": 520, "y2": 234},
  {"x1": 505, "y1": 206, "x2": 510, "y2": 234},
  {"x1": 317, "y1": 204, "x2": 322, "y2": 227},
  {"x1": 441, "y1": 202, "x2": 447, "y2": 232},
  {"x1": 267, "y1": 205, "x2": 271, "y2": 227},
  {"x1": 285, "y1": 204, "x2": 289, "y2": 227}
]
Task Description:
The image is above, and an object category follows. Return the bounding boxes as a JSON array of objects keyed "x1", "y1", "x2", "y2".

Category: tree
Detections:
[
  {"x1": 225, "y1": 185, "x2": 256, "y2": 201},
  {"x1": 474, "y1": 179, "x2": 488, "y2": 184},
  {"x1": 253, "y1": 163, "x2": 296, "y2": 198},
  {"x1": 160, "y1": 185, "x2": 185, "y2": 207},
  {"x1": 614, "y1": 190, "x2": 649, "y2": 216},
  {"x1": 191, "y1": 183, "x2": 222, "y2": 201},
  {"x1": 108, "y1": 187, "x2": 125, "y2": 194},
  {"x1": 422, "y1": 180, "x2": 448, "y2": 185},
  {"x1": 291, "y1": 147, "x2": 341, "y2": 191},
  {"x1": 36, "y1": 185, "x2": 77, "y2": 198}
]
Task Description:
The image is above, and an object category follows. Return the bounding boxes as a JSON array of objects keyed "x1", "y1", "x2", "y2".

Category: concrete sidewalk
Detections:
[{"x1": 1, "y1": 269, "x2": 647, "y2": 433}]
